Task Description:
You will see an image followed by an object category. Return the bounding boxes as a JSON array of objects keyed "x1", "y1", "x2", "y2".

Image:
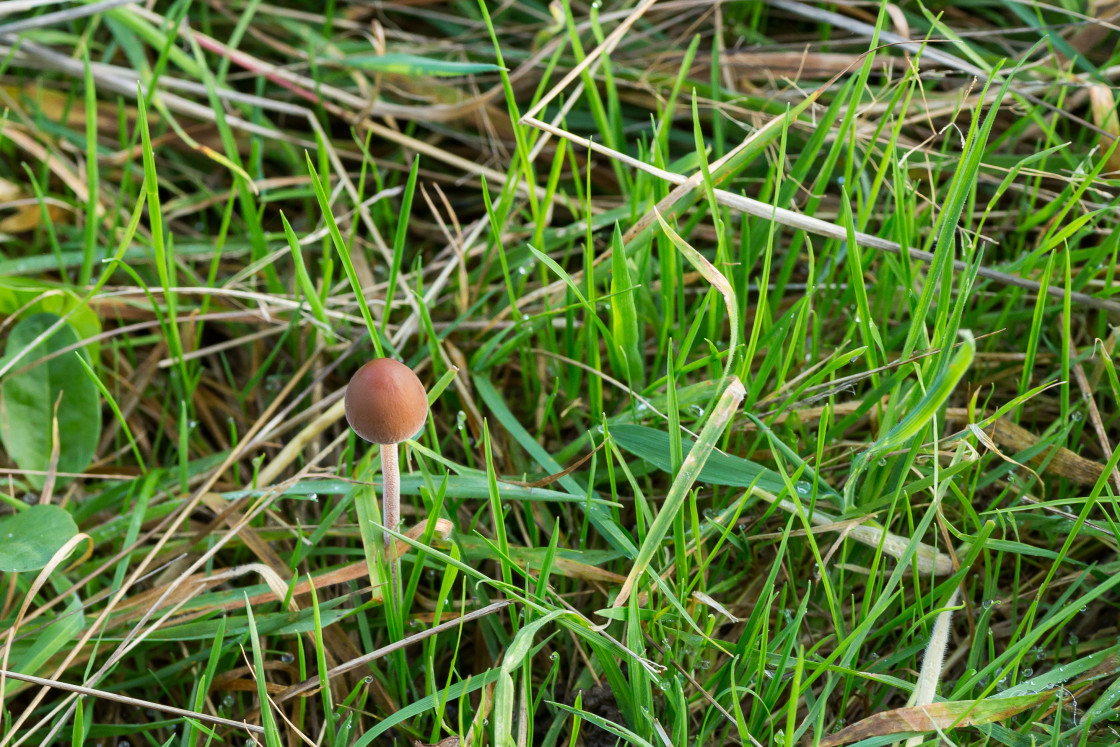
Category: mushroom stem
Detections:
[{"x1": 380, "y1": 442, "x2": 400, "y2": 597}]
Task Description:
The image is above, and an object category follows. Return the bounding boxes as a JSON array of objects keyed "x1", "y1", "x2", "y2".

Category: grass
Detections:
[{"x1": 1, "y1": 1, "x2": 1119, "y2": 746}]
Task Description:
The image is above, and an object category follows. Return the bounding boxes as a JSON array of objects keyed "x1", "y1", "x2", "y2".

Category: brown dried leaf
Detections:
[
  {"x1": 1089, "y1": 84, "x2": 1120, "y2": 173},
  {"x1": 414, "y1": 738, "x2": 460, "y2": 747},
  {"x1": 0, "y1": 203, "x2": 65, "y2": 233},
  {"x1": 819, "y1": 692, "x2": 1054, "y2": 747},
  {"x1": 945, "y1": 409, "x2": 1106, "y2": 486},
  {"x1": 0, "y1": 177, "x2": 22, "y2": 202}
]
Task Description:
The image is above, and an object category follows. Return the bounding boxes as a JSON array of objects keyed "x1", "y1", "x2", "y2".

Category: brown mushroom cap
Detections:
[{"x1": 344, "y1": 358, "x2": 429, "y2": 445}]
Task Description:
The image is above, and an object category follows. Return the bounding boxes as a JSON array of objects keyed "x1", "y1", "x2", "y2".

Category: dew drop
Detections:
[{"x1": 281, "y1": 653, "x2": 294, "y2": 664}]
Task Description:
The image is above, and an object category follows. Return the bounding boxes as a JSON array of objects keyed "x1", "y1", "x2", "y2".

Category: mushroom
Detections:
[{"x1": 344, "y1": 358, "x2": 428, "y2": 598}]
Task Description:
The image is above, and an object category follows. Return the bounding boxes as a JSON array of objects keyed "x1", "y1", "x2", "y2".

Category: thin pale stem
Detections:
[{"x1": 380, "y1": 443, "x2": 400, "y2": 600}]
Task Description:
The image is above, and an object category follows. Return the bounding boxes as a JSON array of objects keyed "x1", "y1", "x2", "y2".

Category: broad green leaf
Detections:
[
  {"x1": 0, "y1": 504, "x2": 79, "y2": 572},
  {"x1": 339, "y1": 53, "x2": 503, "y2": 77},
  {"x1": 611, "y1": 424, "x2": 828, "y2": 498},
  {"x1": 0, "y1": 279, "x2": 101, "y2": 360},
  {"x1": 0, "y1": 313, "x2": 101, "y2": 488}
]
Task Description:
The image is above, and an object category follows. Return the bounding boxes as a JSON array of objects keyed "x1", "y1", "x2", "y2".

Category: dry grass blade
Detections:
[
  {"x1": 522, "y1": 116, "x2": 1120, "y2": 314},
  {"x1": 944, "y1": 409, "x2": 1108, "y2": 486},
  {"x1": 819, "y1": 691, "x2": 1055, "y2": 747},
  {"x1": 749, "y1": 487, "x2": 954, "y2": 575},
  {"x1": 273, "y1": 600, "x2": 513, "y2": 703},
  {"x1": 0, "y1": 668, "x2": 264, "y2": 734}
]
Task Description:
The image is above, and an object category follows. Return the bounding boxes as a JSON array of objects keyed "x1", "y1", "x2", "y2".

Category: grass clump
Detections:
[{"x1": 1, "y1": 2, "x2": 1119, "y2": 747}]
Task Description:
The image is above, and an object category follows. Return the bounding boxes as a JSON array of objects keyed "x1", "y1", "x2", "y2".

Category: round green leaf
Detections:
[
  {"x1": 0, "y1": 312, "x2": 101, "y2": 488},
  {"x1": 0, "y1": 504, "x2": 79, "y2": 572},
  {"x1": 0, "y1": 278, "x2": 101, "y2": 361}
]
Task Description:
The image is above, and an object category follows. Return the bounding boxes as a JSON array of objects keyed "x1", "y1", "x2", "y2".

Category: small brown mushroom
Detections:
[{"x1": 344, "y1": 358, "x2": 428, "y2": 599}]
